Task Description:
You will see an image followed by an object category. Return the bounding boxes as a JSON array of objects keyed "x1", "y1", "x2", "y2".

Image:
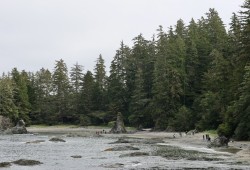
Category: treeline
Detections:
[{"x1": 0, "y1": 1, "x2": 249, "y2": 140}]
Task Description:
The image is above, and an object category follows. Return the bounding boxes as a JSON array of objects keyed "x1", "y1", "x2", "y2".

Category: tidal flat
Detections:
[{"x1": 0, "y1": 126, "x2": 249, "y2": 170}]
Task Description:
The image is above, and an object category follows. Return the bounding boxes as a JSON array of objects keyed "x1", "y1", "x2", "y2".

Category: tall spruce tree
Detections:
[
  {"x1": 107, "y1": 42, "x2": 130, "y2": 117},
  {"x1": 93, "y1": 54, "x2": 106, "y2": 111},
  {"x1": 31, "y1": 68, "x2": 53, "y2": 124},
  {"x1": 69, "y1": 63, "x2": 84, "y2": 115},
  {"x1": 11, "y1": 68, "x2": 31, "y2": 123},
  {"x1": 53, "y1": 59, "x2": 70, "y2": 121}
]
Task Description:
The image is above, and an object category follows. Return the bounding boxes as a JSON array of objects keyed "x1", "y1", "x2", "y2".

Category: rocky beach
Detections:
[{"x1": 0, "y1": 126, "x2": 249, "y2": 169}]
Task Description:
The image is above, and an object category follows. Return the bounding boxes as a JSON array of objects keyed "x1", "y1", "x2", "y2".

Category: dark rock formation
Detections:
[
  {"x1": 208, "y1": 136, "x2": 229, "y2": 148},
  {"x1": 12, "y1": 159, "x2": 42, "y2": 166},
  {"x1": 49, "y1": 137, "x2": 66, "y2": 142},
  {"x1": 110, "y1": 112, "x2": 127, "y2": 134},
  {"x1": 11, "y1": 119, "x2": 27, "y2": 134},
  {"x1": 104, "y1": 146, "x2": 139, "y2": 151},
  {"x1": 100, "y1": 163, "x2": 124, "y2": 169},
  {"x1": 26, "y1": 140, "x2": 45, "y2": 144},
  {"x1": 71, "y1": 155, "x2": 82, "y2": 158},
  {"x1": 119, "y1": 152, "x2": 149, "y2": 157},
  {"x1": 0, "y1": 117, "x2": 28, "y2": 134},
  {"x1": 0, "y1": 162, "x2": 11, "y2": 168}
]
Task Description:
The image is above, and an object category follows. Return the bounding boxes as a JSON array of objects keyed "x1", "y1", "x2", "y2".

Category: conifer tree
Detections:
[
  {"x1": 80, "y1": 71, "x2": 95, "y2": 114},
  {"x1": 31, "y1": 68, "x2": 53, "y2": 124},
  {"x1": 69, "y1": 63, "x2": 84, "y2": 115},
  {"x1": 70, "y1": 62, "x2": 84, "y2": 94},
  {"x1": 107, "y1": 42, "x2": 130, "y2": 116},
  {"x1": 11, "y1": 68, "x2": 31, "y2": 123},
  {"x1": 0, "y1": 76, "x2": 18, "y2": 120},
  {"x1": 93, "y1": 54, "x2": 106, "y2": 110},
  {"x1": 53, "y1": 59, "x2": 70, "y2": 120}
]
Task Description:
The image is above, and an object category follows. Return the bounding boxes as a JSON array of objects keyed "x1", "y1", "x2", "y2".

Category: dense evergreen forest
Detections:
[{"x1": 0, "y1": 1, "x2": 249, "y2": 140}]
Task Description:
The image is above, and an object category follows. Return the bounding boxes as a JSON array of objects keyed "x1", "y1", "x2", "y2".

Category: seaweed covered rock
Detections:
[
  {"x1": 110, "y1": 112, "x2": 127, "y2": 134},
  {"x1": 119, "y1": 152, "x2": 149, "y2": 157},
  {"x1": 104, "y1": 146, "x2": 139, "y2": 151},
  {"x1": 0, "y1": 162, "x2": 11, "y2": 168},
  {"x1": 49, "y1": 137, "x2": 66, "y2": 142},
  {"x1": 12, "y1": 159, "x2": 42, "y2": 166}
]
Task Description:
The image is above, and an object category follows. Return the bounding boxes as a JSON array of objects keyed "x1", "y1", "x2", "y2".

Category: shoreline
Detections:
[{"x1": 26, "y1": 125, "x2": 250, "y2": 165}]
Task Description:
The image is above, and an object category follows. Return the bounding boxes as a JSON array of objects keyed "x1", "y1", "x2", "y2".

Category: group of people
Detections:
[
  {"x1": 203, "y1": 134, "x2": 211, "y2": 141},
  {"x1": 96, "y1": 129, "x2": 107, "y2": 135},
  {"x1": 172, "y1": 131, "x2": 212, "y2": 142}
]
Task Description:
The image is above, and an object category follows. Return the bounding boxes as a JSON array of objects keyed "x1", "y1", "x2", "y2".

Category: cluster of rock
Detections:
[{"x1": 0, "y1": 116, "x2": 27, "y2": 134}]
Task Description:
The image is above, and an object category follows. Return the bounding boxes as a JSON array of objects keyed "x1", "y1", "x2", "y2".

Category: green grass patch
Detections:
[{"x1": 202, "y1": 130, "x2": 218, "y2": 138}]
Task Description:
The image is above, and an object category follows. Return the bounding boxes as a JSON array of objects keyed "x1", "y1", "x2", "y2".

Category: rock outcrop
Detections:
[
  {"x1": 110, "y1": 112, "x2": 127, "y2": 134},
  {"x1": 104, "y1": 146, "x2": 139, "y2": 151},
  {"x1": 49, "y1": 137, "x2": 66, "y2": 142},
  {"x1": 11, "y1": 119, "x2": 28, "y2": 134},
  {"x1": 12, "y1": 159, "x2": 42, "y2": 166},
  {"x1": 0, "y1": 162, "x2": 11, "y2": 168},
  {"x1": 0, "y1": 116, "x2": 27, "y2": 134},
  {"x1": 208, "y1": 136, "x2": 229, "y2": 148}
]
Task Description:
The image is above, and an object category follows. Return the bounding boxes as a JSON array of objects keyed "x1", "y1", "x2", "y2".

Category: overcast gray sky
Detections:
[{"x1": 0, "y1": 0, "x2": 244, "y2": 74}]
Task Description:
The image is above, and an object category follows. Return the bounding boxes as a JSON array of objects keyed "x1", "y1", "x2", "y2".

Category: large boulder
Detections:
[
  {"x1": 10, "y1": 119, "x2": 27, "y2": 134},
  {"x1": 110, "y1": 112, "x2": 127, "y2": 134}
]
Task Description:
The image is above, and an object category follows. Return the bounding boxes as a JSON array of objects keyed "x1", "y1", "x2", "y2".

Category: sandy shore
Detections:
[{"x1": 27, "y1": 126, "x2": 250, "y2": 165}]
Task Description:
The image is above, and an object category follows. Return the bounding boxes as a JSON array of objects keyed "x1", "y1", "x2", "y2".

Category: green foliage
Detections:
[
  {"x1": 217, "y1": 123, "x2": 233, "y2": 138},
  {"x1": 79, "y1": 115, "x2": 91, "y2": 126},
  {"x1": 172, "y1": 106, "x2": 194, "y2": 131},
  {"x1": 107, "y1": 121, "x2": 115, "y2": 127},
  {"x1": 0, "y1": 76, "x2": 18, "y2": 120},
  {"x1": 11, "y1": 68, "x2": 31, "y2": 124},
  {"x1": 80, "y1": 71, "x2": 95, "y2": 114},
  {"x1": 93, "y1": 55, "x2": 107, "y2": 111}
]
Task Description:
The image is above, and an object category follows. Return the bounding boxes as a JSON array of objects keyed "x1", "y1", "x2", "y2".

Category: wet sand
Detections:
[{"x1": 27, "y1": 126, "x2": 250, "y2": 165}]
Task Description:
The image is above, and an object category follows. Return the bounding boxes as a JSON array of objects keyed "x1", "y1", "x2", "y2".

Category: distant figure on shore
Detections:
[
  {"x1": 173, "y1": 134, "x2": 176, "y2": 138},
  {"x1": 203, "y1": 135, "x2": 205, "y2": 140},
  {"x1": 179, "y1": 132, "x2": 182, "y2": 137}
]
